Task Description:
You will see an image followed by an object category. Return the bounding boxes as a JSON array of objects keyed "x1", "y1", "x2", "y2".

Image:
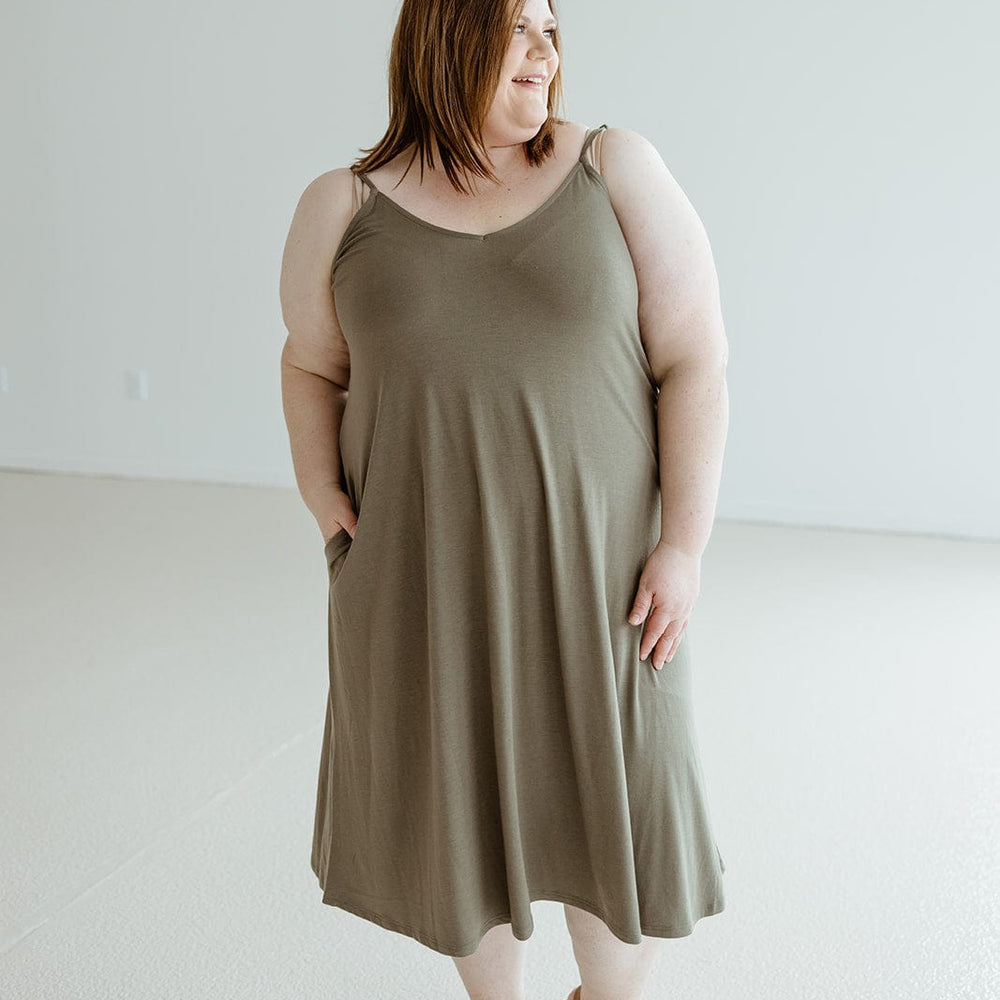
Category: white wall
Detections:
[{"x1": 2, "y1": 0, "x2": 997, "y2": 539}]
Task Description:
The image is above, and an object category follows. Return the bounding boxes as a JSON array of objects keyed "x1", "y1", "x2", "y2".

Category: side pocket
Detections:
[{"x1": 323, "y1": 528, "x2": 353, "y2": 583}]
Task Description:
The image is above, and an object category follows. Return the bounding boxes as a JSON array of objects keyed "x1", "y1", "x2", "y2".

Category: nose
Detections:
[{"x1": 530, "y1": 47, "x2": 556, "y2": 69}]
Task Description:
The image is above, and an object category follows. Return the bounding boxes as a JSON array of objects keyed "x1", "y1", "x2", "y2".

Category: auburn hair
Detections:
[{"x1": 348, "y1": 0, "x2": 567, "y2": 194}]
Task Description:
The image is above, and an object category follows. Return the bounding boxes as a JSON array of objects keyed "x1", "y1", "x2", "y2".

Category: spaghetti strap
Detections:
[
  {"x1": 350, "y1": 169, "x2": 376, "y2": 215},
  {"x1": 578, "y1": 123, "x2": 608, "y2": 163}
]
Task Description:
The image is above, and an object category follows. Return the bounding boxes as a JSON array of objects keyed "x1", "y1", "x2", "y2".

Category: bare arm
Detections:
[
  {"x1": 601, "y1": 126, "x2": 730, "y2": 668},
  {"x1": 601, "y1": 127, "x2": 729, "y2": 560},
  {"x1": 278, "y1": 168, "x2": 359, "y2": 541}
]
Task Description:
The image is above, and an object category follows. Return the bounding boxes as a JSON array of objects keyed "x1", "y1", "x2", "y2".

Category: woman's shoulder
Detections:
[
  {"x1": 595, "y1": 125, "x2": 669, "y2": 177},
  {"x1": 593, "y1": 126, "x2": 682, "y2": 208},
  {"x1": 298, "y1": 166, "x2": 367, "y2": 233},
  {"x1": 302, "y1": 166, "x2": 361, "y2": 210},
  {"x1": 284, "y1": 167, "x2": 370, "y2": 287}
]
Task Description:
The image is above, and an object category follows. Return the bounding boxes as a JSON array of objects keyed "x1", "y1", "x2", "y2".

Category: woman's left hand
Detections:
[{"x1": 628, "y1": 541, "x2": 702, "y2": 670}]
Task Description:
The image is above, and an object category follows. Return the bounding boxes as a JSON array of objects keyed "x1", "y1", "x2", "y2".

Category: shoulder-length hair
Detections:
[{"x1": 349, "y1": 0, "x2": 567, "y2": 194}]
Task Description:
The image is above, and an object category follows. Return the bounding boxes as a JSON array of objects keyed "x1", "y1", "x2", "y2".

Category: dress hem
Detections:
[{"x1": 315, "y1": 874, "x2": 726, "y2": 958}]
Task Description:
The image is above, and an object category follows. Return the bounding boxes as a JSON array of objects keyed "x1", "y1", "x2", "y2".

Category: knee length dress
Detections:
[{"x1": 311, "y1": 124, "x2": 726, "y2": 958}]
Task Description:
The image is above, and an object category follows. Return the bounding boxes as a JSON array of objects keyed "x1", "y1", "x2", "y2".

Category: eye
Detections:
[{"x1": 515, "y1": 23, "x2": 557, "y2": 37}]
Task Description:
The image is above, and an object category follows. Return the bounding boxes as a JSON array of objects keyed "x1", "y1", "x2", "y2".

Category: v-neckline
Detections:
[{"x1": 360, "y1": 156, "x2": 589, "y2": 242}]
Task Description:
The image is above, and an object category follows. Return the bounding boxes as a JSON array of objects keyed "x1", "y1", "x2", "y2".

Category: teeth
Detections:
[{"x1": 514, "y1": 77, "x2": 543, "y2": 83}]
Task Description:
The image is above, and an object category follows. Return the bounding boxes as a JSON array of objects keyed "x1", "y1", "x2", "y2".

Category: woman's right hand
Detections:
[{"x1": 319, "y1": 490, "x2": 358, "y2": 544}]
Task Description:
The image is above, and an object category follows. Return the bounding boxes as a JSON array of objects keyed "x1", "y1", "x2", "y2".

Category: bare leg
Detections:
[
  {"x1": 451, "y1": 921, "x2": 528, "y2": 1000},
  {"x1": 563, "y1": 904, "x2": 664, "y2": 1000}
]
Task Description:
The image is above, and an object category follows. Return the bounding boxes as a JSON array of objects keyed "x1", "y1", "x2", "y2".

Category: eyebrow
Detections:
[{"x1": 521, "y1": 15, "x2": 558, "y2": 26}]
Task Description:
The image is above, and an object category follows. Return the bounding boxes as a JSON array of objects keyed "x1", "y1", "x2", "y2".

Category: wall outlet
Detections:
[{"x1": 125, "y1": 369, "x2": 149, "y2": 400}]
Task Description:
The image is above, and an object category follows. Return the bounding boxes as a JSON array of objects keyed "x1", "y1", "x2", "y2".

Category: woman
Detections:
[{"x1": 279, "y1": 0, "x2": 730, "y2": 997}]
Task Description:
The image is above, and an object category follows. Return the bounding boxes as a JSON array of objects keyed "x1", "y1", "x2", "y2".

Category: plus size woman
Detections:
[{"x1": 279, "y1": 1, "x2": 730, "y2": 997}]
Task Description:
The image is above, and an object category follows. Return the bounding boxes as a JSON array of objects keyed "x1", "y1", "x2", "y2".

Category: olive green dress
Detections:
[{"x1": 311, "y1": 124, "x2": 726, "y2": 958}]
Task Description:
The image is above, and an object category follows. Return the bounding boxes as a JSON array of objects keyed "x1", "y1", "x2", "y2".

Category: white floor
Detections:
[{"x1": 1, "y1": 468, "x2": 997, "y2": 1000}]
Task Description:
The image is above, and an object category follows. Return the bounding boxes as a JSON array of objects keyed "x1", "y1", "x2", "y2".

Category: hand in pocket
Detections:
[{"x1": 320, "y1": 489, "x2": 358, "y2": 544}]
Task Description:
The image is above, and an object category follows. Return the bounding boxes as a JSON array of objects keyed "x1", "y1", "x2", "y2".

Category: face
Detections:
[{"x1": 485, "y1": 0, "x2": 559, "y2": 146}]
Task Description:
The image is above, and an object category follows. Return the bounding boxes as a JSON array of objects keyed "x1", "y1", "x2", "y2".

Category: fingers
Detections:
[
  {"x1": 630, "y1": 591, "x2": 673, "y2": 668},
  {"x1": 636, "y1": 608, "x2": 688, "y2": 670},
  {"x1": 628, "y1": 547, "x2": 698, "y2": 670},
  {"x1": 652, "y1": 620, "x2": 688, "y2": 668},
  {"x1": 628, "y1": 592, "x2": 651, "y2": 627}
]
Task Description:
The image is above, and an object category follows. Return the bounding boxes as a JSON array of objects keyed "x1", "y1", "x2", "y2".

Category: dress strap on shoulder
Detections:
[
  {"x1": 579, "y1": 124, "x2": 608, "y2": 162},
  {"x1": 350, "y1": 169, "x2": 377, "y2": 214}
]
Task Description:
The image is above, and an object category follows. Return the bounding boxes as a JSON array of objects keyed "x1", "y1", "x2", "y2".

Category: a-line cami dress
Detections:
[{"x1": 311, "y1": 124, "x2": 726, "y2": 958}]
